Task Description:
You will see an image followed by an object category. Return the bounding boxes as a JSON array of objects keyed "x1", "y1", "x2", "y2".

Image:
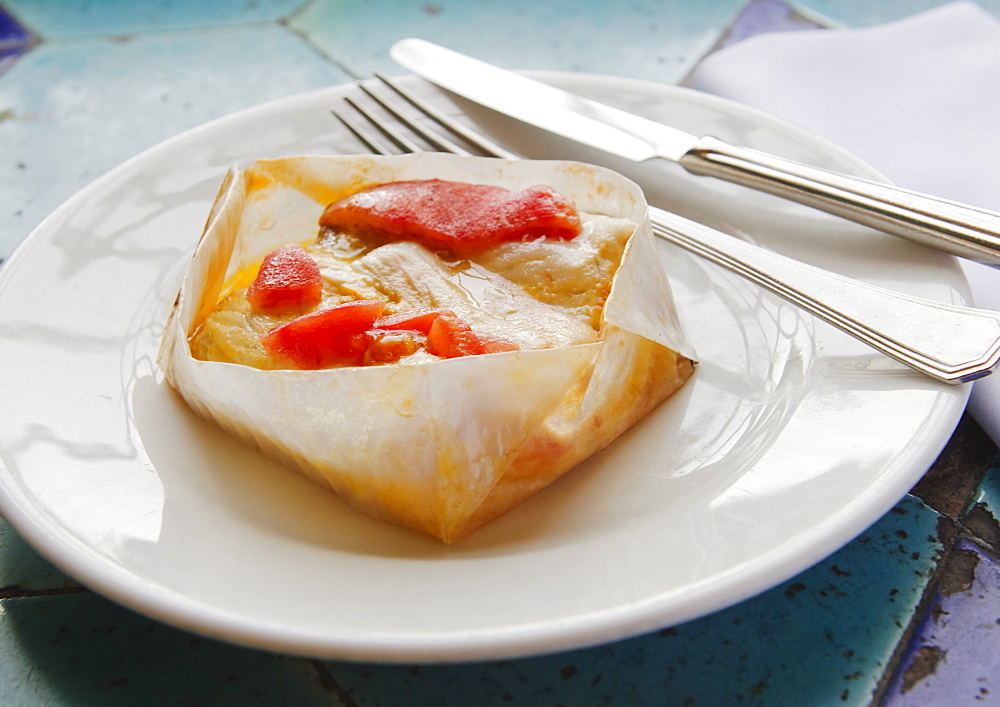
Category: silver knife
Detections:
[{"x1": 391, "y1": 38, "x2": 1000, "y2": 265}]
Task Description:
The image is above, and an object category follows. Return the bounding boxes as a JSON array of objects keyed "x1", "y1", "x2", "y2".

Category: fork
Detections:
[{"x1": 330, "y1": 73, "x2": 1000, "y2": 384}]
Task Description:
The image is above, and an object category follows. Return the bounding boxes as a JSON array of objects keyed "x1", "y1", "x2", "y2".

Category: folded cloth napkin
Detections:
[{"x1": 692, "y1": 0, "x2": 1000, "y2": 445}]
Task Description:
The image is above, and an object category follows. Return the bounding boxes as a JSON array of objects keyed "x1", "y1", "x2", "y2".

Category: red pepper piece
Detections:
[
  {"x1": 426, "y1": 313, "x2": 486, "y2": 358},
  {"x1": 318, "y1": 180, "x2": 581, "y2": 256},
  {"x1": 373, "y1": 308, "x2": 453, "y2": 335},
  {"x1": 479, "y1": 336, "x2": 520, "y2": 353},
  {"x1": 261, "y1": 299, "x2": 385, "y2": 368},
  {"x1": 246, "y1": 243, "x2": 323, "y2": 312}
]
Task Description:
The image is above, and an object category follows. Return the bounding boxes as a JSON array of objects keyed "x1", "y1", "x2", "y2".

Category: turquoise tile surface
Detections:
[
  {"x1": 2, "y1": 0, "x2": 309, "y2": 38},
  {"x1": 974, "y1": 463, "x2": 1000, "y2": 527},
  {"x1": 291, "y1": 0, "x2": 748, "y2": 83},
  {"x1": 796, "y1": 0, "x2": 1000, "y2": 25},
  {"x1": 0, "y1": 593, "x2": 330, "y2": 705},
  {"x1": 0, "y1": 24, "x2": 350, "y2": 258},
  {"x1": 0, "y1": 517, "x2": 77, "y2": 593}
]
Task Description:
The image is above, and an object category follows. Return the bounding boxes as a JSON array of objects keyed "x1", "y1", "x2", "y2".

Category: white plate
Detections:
[{"x1": 0, "y1": 74, "x2": 969, "y2": 662}]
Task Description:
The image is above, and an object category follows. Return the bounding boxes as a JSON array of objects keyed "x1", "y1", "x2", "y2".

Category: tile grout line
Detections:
[
  {"x1": 0, "y1": 584, "x2": 89, "y2": 600},
  {"x1": 306, "y1": 659, "x2": 362, "y2": 706},
  {"x1": 279, "y1": 16, "x2": 360, "y2": 80},
  {"x1": 867, "y1": 528, "x2": 999, "y2": 704}
]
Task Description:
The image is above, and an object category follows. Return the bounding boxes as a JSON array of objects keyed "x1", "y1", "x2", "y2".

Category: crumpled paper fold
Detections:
[{"x1": 159, "y1": 153, "x2": 693, "y2": 542}]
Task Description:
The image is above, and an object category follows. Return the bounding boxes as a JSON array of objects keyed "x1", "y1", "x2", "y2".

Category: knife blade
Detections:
[{"x1": 391, "y1": 38, "x2": 1000, "y2": 265}]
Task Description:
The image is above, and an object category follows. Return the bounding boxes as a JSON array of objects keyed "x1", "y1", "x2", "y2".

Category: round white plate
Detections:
[{"x1": 0, "y1": 74, "x2": 969, "y2": 662}]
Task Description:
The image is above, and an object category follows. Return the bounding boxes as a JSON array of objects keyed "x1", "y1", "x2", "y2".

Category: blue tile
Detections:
[
  {"x1": 0, "y1": 24, "x2": 349, "y2": 258},
  {"x1": 680, "y1": 0, "x2": 830, "y2": 85},
  {"x1": 719, "y1": 0, "x2": 829, "y2": 47},
  {"x1": 797, "y1": 0, "x2": 1000, "y2": 26},
  {"x1": 291, "y1": 0, "x2": 748, "y2": 83},
  {"x1": 0, "y1": 6, "x2": 35, "y2": 75},
  {"x1": 0, "y1": 593, "x2": 329, "y2": 705},
  {"x1": 0, "y1": 6, "x2": 33, "y2": 46},
  {"x1": 0, "y1": 517, "x2": 78, "y2": 594},
  {"x1": 957, "y1": 461, "x2": 1000, "y2": 559},
  {"x1": 307, "y1": 496, "x2": 942, "y2": 705},
  {"x1": 881, "y1": 539, "x2": 1000, "y2": 704},
  {"x1": 2, "y1": 0, "x2": 308, "y2": 38},
  {"x1": 974, "y1": 462, "x2": 1000, "y2": 525}
]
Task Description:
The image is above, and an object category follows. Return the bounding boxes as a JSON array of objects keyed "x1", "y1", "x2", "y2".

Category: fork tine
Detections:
[
  {"x1": 332, "y1": 104, "x2": 398, "y2": 155},
  {"x1": 343, "y1": 95, "x2": 427, "y2": 154},
  {"x1": 357, "y1": 81, "x2": 475, "y2": 157},
  {"x1": 374, "y1": 71, "x2": 519, "y2": 160}
]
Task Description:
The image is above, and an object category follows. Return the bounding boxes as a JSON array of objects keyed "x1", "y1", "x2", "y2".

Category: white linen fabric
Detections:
[{"x1": 692, "y1": 1, "x2": 1000, "y2": 444}]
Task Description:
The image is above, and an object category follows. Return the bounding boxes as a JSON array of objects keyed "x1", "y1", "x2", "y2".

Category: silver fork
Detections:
[{"x1": 331, "y1": 74, "x2": 1000, "y2": 384}]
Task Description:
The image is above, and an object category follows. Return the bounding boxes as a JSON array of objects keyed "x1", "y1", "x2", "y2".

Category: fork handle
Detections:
[
  {"x1": 677, "y1": 137, "x2": 1000, "y2": 266},
  {"x1": 650, "y1": 206, "x2": 1000, "y2": 383}
]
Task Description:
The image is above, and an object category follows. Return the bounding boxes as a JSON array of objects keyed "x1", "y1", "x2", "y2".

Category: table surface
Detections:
[{"x1": 3, "y1": 0, "x2": 1000, "y2": 704}]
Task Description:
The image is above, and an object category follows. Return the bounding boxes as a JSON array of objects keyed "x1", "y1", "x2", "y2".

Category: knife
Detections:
[{"x1": 391, "y1": 38, "x2": 1000, "y2": 266}]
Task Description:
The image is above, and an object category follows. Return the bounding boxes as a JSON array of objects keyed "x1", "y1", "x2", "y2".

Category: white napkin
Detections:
[{"x1": 692, "y1": 1, "x2": 1000, "y2": 445}]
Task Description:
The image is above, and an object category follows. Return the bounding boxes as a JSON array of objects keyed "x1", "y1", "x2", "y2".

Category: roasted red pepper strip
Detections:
[
  {"x1": 263, "y1": 301, "x2": 519, "y2": 368},
  {"x1": 261, "y1": 300, "x2": 385, "y2": 369},
  {"x1": 246, "y1": 243, "x2": 323, "y2": 312},
  {"x1": 373, "y1": 308, "x2": 453, "y2": 334},
  {"x1": 478, "y1": 336, "x2": 520, "y2": 354},
  {"x1": 318, "y1": 180, "x2": 581, "y2": 256},
  {"x1": 426, "y1": 313, "x2": 485, "y2": 358}
]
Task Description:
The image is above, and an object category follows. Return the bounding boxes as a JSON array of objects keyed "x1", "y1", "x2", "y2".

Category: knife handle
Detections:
[{"x1": 678, "y1": 136, "x2": 1000, "y2": 265}]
